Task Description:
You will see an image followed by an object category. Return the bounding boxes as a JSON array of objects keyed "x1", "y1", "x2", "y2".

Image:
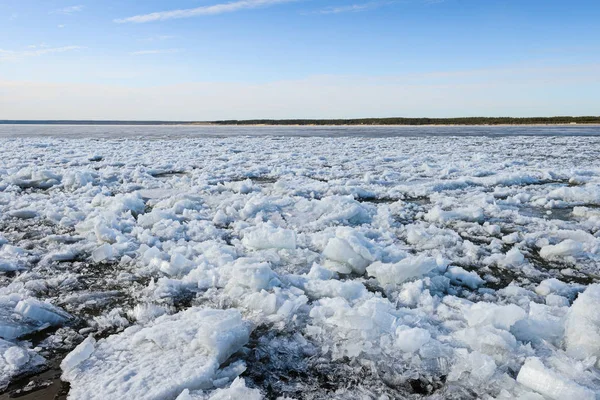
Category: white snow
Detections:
[{"x1": 61, "y1": 308, "x2": 251, "y2": 400}]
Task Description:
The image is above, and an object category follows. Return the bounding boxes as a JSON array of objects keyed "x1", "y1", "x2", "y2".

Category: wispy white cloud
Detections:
[
  {"x1": 51, "y1": 5, "x2": 84, "y2": 15},
  {"x1": 58, "y1": 24, "x2": 66, "y2": 29},
  {"x1": 316, "y1": 1, "x2": 395, "y2": 14},
  {"x1": 313, "y1": 0, "x2": 441, "y2": 14},
  {"x1": 140, "y1": 35, "x2": 178, "y2": 42},
  {"x1": 0, "y1": 46, "x2": 85, "y2": 61},
  {"x1": 115, "y1": 0, "x2": 296, "y2": 23},
  {"x1": 130, "y1": 48, "x2": 183, "y2": 56},
  {"x1": 9, "y1": 13, "x2": 18, "y2": 20}
]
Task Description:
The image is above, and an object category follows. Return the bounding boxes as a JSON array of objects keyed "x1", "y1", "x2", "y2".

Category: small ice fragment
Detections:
[
  {"x1": 516, "y1": 357, "x2": 595, "y2": 400},
  {"x1": 545, "y1": 294, "x2": 569, "y2": 307},
  {"x1": 539, "y1": 239, "x2": 583, "y2": 260},
  {"x1": 535, "y1": 278, "x2": 583, "y2": 298},
  {"x1": 91, "y1": 243, "x2": 115, "y2": 263},
  {"x1": 3, "y1": 346, "x2": 30, "y2": 368},
  {"x1": 502, "y1": 247, "x2": 525, "y2": 267},
  {"x1": 207, "y1": 378, "x2": 262, "y2": 400},
  {"x1": 60, "y1": 336, "x2": 96, "y2": 371},
  {"x1": 445, "y1": 266, "x2": 485, "y2": 289},
  {"x1": 242, "y1": 222, "x2": 296, "y2": 250},
  {"x1": 367, "y1": 255, "x2": 437, "y2": 285},
  {"x1": 395, "y1": 326, "x2": 431, "y2": 353},
  {"x1": 8, "y1": 209, "x2": 38, "y2": 219},
  {"x1": 466, "y1": 302, "x2": 526, "y2": 331},
  {"x1": 322, "y1": 228, "x2": 377, "y2": 274}
]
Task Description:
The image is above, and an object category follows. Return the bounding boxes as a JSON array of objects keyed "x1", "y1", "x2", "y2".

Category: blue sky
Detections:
[{"x1": 1, "y1": 0, "x2": 599, "y2": 119}]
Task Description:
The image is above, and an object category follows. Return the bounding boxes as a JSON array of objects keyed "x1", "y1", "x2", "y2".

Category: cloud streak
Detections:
[
  {"x1": 130, "y1": 49, "x2": 183, "y2": 55},
  {"x1": 51, "y1": 5, "x2": 84, "y2": 15},
  {"x1": 0, "y1": 46, "x2": 84, "y2": 61},
  {"x1": 115, "y1": 0, "x2": 295, "y2": 23},
  {"x1": 316, "y1": 1, "x2": 396, "y2": 14}
]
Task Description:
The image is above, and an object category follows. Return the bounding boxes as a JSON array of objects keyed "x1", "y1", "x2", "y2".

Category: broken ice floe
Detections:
[{"x1": 2, "y1": 133, "x2": 600, "y2": 398}]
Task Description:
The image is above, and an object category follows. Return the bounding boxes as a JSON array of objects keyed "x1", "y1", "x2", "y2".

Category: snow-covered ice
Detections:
[
  {"x1": 1, "y1": 126, "x2": 600, "y2": 398},
  {"x1": 61, "y1": 308, "x2": 251, "y2": 400}
]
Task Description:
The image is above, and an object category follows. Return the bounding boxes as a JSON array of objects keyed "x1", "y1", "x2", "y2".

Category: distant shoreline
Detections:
[{"x1": 1, "y1": 117, "x2": 600, "y2": 127}]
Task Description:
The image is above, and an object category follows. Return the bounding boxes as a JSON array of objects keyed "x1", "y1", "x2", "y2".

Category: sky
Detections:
[{"x1": 0, "y1": 0, "x2": 599, "y2": 120}]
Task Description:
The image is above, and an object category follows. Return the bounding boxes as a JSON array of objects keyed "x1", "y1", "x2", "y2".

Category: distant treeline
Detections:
[{"x1": 212, "y1": 116, "x2": 600, "y2": 126}]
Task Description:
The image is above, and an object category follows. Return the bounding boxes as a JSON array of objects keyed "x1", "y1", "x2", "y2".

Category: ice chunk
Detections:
[
  {"x1": 242, "y1": 222, "x2": 297, "y2": 250},
  {"x1": 128, "y1": 303, "x2": 172, "y2": 324},
  {"x1": 91, "y1": 243, "x2": 115, "y2": 263},
  {"x1": 396, "y1": 279, "x2": 426, "y2": 307},
  {"x1": 535, "y1": 278, "x2": 584, "y2": 298},
  {"x1": 322, "y1": 228, "x2": 378, "y2": 274},
  {"x1": 0, "y1": 321, "x2": 31, "y2": 340},
  {"x1": 539, "y1": 239, "x2": 583, "y2": 260},
  {"x1": 453, "y1": 326, "x2": 517, "y2": 363},
  {"x1": 444, "y1": 266, "x2": 484, "y2": 289},
  {"x1": 502, "y1": 247, "x2": 526, "y2": 267},
  {"x1": 306, "y1": 263, "x2": 335, "y2": 280},
  {"x1": 207, "y1": 378, "x2": 262, "y2": 400},
  {"x1": 547, "y1": 184, "x2": 600, "y2": 205},
  {"x1": 511, "y1": 302, "x2": 566, "y2": 347},
  {"x1": 14, "y1": 298, "x2": 70, "y2": 326},
  {"x1": 0, "y1": 339, "x2": 45, "y2": 390},
  {"x1": 447, "y1": 350, "x2": 496, "y2": 385},
  {"x1": 564, "y1": 284, "x2": 600, "y2": 365},
  {"x1": 161, "y1": 253, "x2": 194, "y2": 276},
  {"x1": 465, "y1": 302, "x2": 526, "y2": 331},
  {"x1": 88, "y1": 154, "x2": 103, "y2": 162},
  {"x1": 516, "y1": 357, "x2": 595, "y2": 400},
  {"x1": 308, "y1": 297, "x2": 399, "y2": 360},
  {"x1": 3, "y1": 346, "x2": 30, "y2": 368},
  {"x1": 8, "y1": 209, "x2": 38, "y2": 219},
  {"x1": 0, "y1": 259, "x2": 20, "y2": 272},
  {"x1": 10, "y1": 168, "x2": 61, "y2": 189},
  {"x1": 177, "y1": 378, "x2": 263, "y2": 400},
  {"x1": 46, "y1": 248, "x2": 80, "y2": 262},
  {"x1": 395, "y1": 326, "x2": 431, "y2": 353},
  {"x1": 212, "y1": 209, "x2": 230, "y2": 226},
  {"x1": 367, "y1": 255, "x2": 437, "y2": 286},
  {"x1": 63, "y1": 170, "x2": 94, "y2": 189},
  {"x1": 546, "y1": 294, "x2": 569, "y2": 307},
  {"x1": 62, "y1": 308, "x2": 251, "y2": 400},
  {"x1": 219, "y1": 259, "x2": 279, "y2": 293},
  {"x1": 425, "y1": 205, "x2": 484, "y2": 223},
  {"x1": 303, "y1": 279, "x2": 367, "y2": 301},
  {"x1": 60, "y1": 336, "x2": 96, "y2": 371}
]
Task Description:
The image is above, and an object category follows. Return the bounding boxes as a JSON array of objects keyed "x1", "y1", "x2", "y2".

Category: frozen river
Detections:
[
  {"x1": 1, "y1": 125, "x2": 600, "y2": 399},
  {"x1": 1, "y1": 123, "x2": 600, "y2": 139}
]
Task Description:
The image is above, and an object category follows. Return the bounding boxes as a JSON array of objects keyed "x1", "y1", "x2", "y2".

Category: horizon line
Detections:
[{"x1": 1, "y1": 116, "x2": 600, "y2": 126}]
